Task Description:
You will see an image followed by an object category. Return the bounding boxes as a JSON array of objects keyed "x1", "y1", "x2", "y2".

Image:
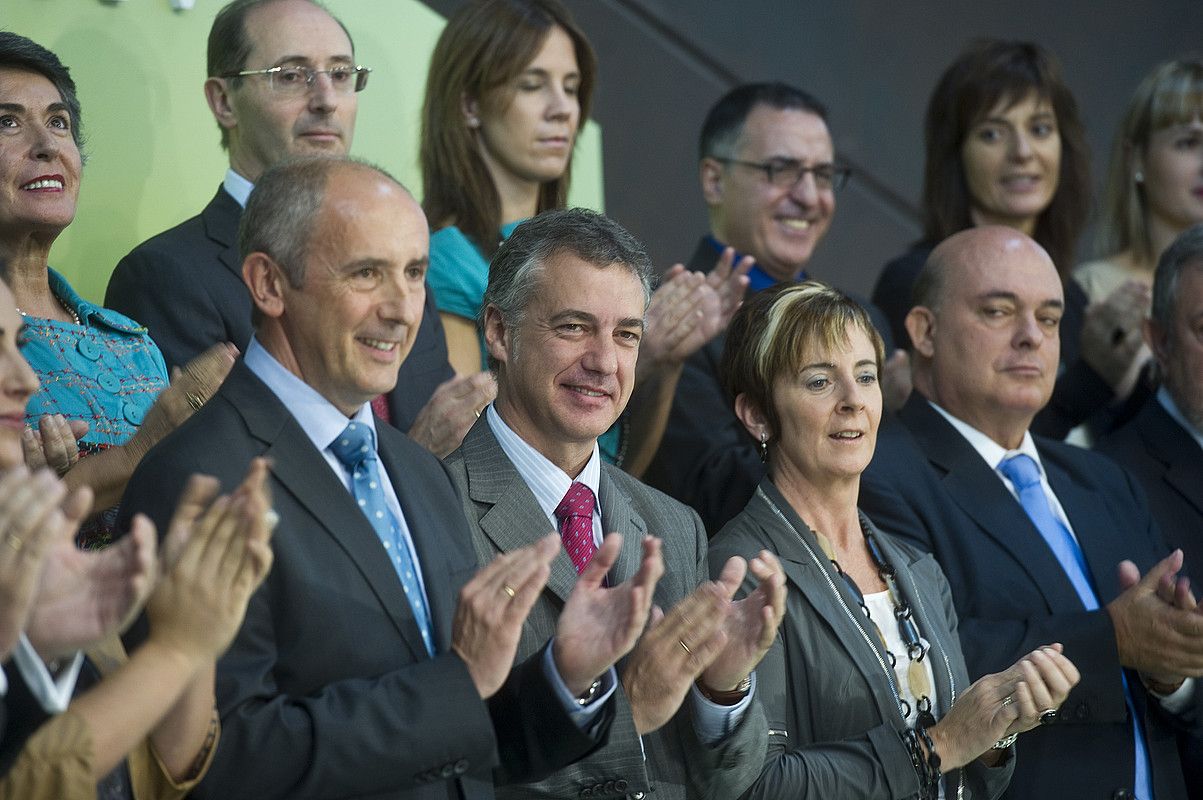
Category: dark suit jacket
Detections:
[
  {"x1": 117, "y1": 361, "x2": 610, "y2": 800},
  {"x1": 443, "y1": 416, "x2": 766, "y2": 800},
  {"x1": 860, "y1": 393, "x2": 1200, "y2": 800},
  {"x1": 644, "y1": 236, "x2": 892, "y2": 536},
  {"x1": 1096, "y1": 396, "x2": 1203, "y2": 581},
  {"x1": 105, "y1": 186, "x2": 454, "y2": 431}
]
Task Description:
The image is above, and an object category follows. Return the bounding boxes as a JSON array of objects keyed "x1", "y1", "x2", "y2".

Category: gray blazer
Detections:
[
  {"x1": 707, "y1": 479, "x2": 1014, "y2": 800},
  {"x1": 444, "y1": 416, "x2": 768, "y2": 800}
]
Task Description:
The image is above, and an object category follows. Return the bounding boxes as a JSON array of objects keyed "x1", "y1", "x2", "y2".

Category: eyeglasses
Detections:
[
  {"x1": 714, "y1": 157, "x2": 851, "y2": 191},
  {"x1": 223, "y1": 65, "x2": 372, "y2": 96}
]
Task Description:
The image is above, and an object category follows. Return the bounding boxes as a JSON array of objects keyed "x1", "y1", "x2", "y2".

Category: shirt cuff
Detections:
[
  {"x1": 541, "y1": 640, "x2": 618, "y2": 734},
  {"x1": 690, "y1": 672, "x2": 756, "y2": 745},
  {"x1": 1152, "y1": 676, "x2": 1196, "y2": 714},
  {"x1": 12, "y1": 634, "x2": 83, "y2": 713}
]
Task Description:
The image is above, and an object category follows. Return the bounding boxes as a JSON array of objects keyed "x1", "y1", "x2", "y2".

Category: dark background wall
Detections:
[{"x1": 423, "y1": 0, "x2": 1203, "y2": 295}]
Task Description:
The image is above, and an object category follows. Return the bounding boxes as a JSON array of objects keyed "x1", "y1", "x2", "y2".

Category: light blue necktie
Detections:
[
  {"x1": 998, "y1": 453, "x2": 1153, "y2": 800},
  {"x1": 331, "y1": 421, "x2": 434, "y2": 657}
]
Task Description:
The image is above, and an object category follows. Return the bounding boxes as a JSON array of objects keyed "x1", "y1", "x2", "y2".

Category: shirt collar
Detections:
[
  {"x1": 1156, "y1": 386, "x2": 1203, "y2": 453},
  {"x1": 244, "y1": 337, "x2": 376, "y2": 455},
  {"x1": 224, "y1": 168, "x2": 255, "y2": 208},
  {"x1": 485, "y1": 402, "x2": 601, "y2": 527},
  {"x1": 927, "y1": 399, "x2": 1045, "y2": 474},
  {"x1": 706, "y1": 234, "x2": 806, "y2": 292}
]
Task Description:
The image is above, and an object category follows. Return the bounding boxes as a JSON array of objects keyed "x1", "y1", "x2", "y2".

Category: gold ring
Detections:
[
  {"x1": 186, "y1": 392, "x2": 205, "y2": 411},
  {"x1": 679, "y1": 639, "x2": 692, "y2": 655},
  {"x1": 474, "y1": 407, "x2": 482, "y2": 419},
  {"x1": 1002, "y1": 695, "x2": 1015, "y2": 707},
  {"x1": 5, "y1": 535, "x2": 22, "y2": 553},
  {"x1": 502, "y1": 584, "x2": 516, "y2": 598}
]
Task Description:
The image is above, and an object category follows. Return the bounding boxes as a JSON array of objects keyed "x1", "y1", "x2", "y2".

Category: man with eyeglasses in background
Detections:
[
  {"x1": 106, "y1": 0, "x2": 494, "y2": 457},
  {"x1": 645, "y1": 82, "x2": 903, "y2": 535}
]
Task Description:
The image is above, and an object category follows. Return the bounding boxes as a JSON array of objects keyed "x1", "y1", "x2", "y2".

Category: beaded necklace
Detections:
[{"x1": 815, "y1": 523, "x2": 934, "y2": 721}]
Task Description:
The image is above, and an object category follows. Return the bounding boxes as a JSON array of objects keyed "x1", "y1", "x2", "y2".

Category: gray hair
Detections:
[
  {"x1": 1152, "y1": 223, "x2": 1203, "y2": 333},
  {"x1": 481, "y1": 208, "x2": 653, "y2": 367},
  {"x1": 239, "y1": 156, "x2": 403, "y2": 289}
]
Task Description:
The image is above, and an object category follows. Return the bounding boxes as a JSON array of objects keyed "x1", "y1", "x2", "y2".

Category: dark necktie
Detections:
[
  {"x1": 331, "y1": 421, "x2": 433, "y2": 656},
  {"x1": 555, "y1": 482, "x2": 596, "y2": 574}
]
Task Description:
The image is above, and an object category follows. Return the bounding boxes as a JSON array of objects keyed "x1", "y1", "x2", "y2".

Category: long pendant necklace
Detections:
[{"x1": 815, "y1": 524, "x2": 933, "y2": 721}]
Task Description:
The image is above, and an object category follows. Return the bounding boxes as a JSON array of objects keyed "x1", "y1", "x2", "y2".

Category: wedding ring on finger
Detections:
[
  {"x1": 1039, "y1": 707, "x2": 1058, "y2": 725},
  {"x1": 186, "y1": 392, "x2": 205, "y2": 411},
  {"x1": 1001, "y1": 694, "x2": 1015, "y2": 707},
  {"x1": 502, "y1": 584, "x2": 516, "y2": 599},
  {"x1": 679, "y1": 639, "x2": 692, "y2": 656}
]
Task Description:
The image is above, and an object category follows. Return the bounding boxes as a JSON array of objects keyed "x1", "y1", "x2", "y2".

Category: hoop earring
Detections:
[{"x1": 758, "y1": 431, "x2": 768, "y2": 462}]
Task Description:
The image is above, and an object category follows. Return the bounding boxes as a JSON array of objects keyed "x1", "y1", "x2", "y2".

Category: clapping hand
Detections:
[
  {"x1": 553, "y1": 534, "x2": 664, "y2": 696},
  {"x1": 700, "y1": 550, "x2": 786, "y2": 693},
  {"x1": 22, "y1": 413, "x2": 89, "y2": 475},
  {"x1": 1113, "y1": 550, "x2": 1203, "y2": 691}
]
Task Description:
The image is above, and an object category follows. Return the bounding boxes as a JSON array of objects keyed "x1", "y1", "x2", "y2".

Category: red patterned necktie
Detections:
[
  {"x1": 555, "y1": 481, "x2": 597, "y2": 574},
  {"x1": 370, "y1": 394, "x2": 391, "y2": 424}
]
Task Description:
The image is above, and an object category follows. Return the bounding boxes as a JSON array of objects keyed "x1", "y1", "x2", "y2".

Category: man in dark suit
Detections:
[
  {"x1": 860, "y1": 226, "x2": 1203, "y2": 800},
  {"x1": 1098, "y1": 225, "x2": 1203, "y2": 580},
  {"x1": 645, "y1": 83, "x2": 900, "y2": 534},
  {"x1": 1097, "y1": 225, "x2": 1203, "y2": 799},
  {"x1": 444, "y1": 208, "x2": 785, "y2": 799},
  {"x1": 105, "y1": 0, "x2": 492, "y2": 455},
  {"x1": 115, "y1": 158, "x2": 659, "y2": 800}
]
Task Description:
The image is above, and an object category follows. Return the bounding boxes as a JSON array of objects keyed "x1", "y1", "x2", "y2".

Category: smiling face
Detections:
[
  {"x1": 472, "y1": 24, "x2": 581, "y2": 198},
  {"x1": 764, "y1": 323, "x2": 881, "y2": 490},
  {"x1": 0, "y1": 282, "x2": 39, "y2": 468},
  {"x1": 215, "y1": 0, "x2": 358, "y2": 182},
  {"x1": 0, "y1": 67, "x2": 81, "y2": 240},
  {"x1": 486, "y1": 251, "x2": 645, "y2": 474},
  {"x1": 961, "y1": 92, "x2": 1062, "y2": 235},
  {"x1": 1141, "y1": 117, "x2": 1203, "y2": 237},
  {"x1": 705, "y1": 105, "x2": 835, "y2": 281},
  {"x1": 274, "y1": 169, "x2": 429, "y2": 416},
  {"x1": 914, "y1": 230, "x2": 1063, "y2": 447}
]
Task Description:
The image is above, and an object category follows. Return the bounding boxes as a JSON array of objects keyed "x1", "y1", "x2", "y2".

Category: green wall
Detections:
[{"x1": 6, "y1": 0, "x2": 604, "y2": 302}]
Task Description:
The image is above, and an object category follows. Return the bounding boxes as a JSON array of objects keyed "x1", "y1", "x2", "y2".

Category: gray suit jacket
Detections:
[
  {"x1": 443, "y1": 416, "x2": 767, "y2": 800},
  {"x1": 118, "y1": 362, "x2": 610, "y2": 800},
  {"x1": 708, "y1": 480, "x2": 1013, "y2": 799}
]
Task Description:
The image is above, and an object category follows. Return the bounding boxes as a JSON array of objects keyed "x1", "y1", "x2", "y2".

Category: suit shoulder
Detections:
[
  {"x1": 118, "y1": 211, "x2": 209, "y2": 264},
  {"x1": 602, "y1": 464, "x2": 703, "y2": 529},
  {"x1": 1036, "y1": 435, "x2": 1130, "y2": 483}
]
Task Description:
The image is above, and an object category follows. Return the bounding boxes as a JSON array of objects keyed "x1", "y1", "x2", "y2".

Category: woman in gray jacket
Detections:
[{"x1": 709, "y1": 281, "x2": 1079, "y2": 799}]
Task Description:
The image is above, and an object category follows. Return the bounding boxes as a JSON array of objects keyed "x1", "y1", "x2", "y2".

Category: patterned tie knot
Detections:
[
  {"x1": 330, "y1": 422, "x2": 377, "y2": 471},
  {"x1": 556, "y1": 481, "x2": 596, "y2": 522},
  {"x1": 998, "y1": 453, "x2": 1042, "y2": 492}
]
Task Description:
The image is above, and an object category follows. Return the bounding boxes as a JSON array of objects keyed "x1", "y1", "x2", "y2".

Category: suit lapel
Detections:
[
  {"x1": 597, "y1": 468, "x2": 647, "y2": 584},
  {"x1": 1142, "y1": 402, "x2": 1203, "y2": 518},
  {"x1": 226, "y1": 362, "x2": 430, "y2": 661},
  {"x1": 900, "y1": 396, "x2": 1087, "y2": 613},
  {"x1": 200, "y1": 186, "x2": 245, "y2": 282},
  {"x1": 750, "y1": 484, "x2": 905, "y2": 724},
  {"x1": 462, "y1": 418, "x2": 580, "y2": 603}
]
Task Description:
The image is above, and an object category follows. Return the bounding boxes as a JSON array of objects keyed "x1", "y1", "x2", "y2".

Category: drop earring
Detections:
[{"x1": 758, "y1": 431, "x2": 768, "y2": 462}]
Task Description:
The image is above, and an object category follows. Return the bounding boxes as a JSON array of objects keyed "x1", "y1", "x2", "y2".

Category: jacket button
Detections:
[
  {"x1": 440, "y1": 763, "x2": 456, "y2": 778},
  {"x1": 579, "y1": 788, "x2": 592, "y2": 799},
  {"x1": 615, "y1": 779, "x2": 628, "y2": 793},
  {"x1": 1113, "y1": 791, "x2": 1134, "y2": 800},
  {"x1": 453, "y1": 759, "x2": 469, "y2": 775},
  {"x1": 633, "y1": 793, "x2": 645, "y2": 799}
]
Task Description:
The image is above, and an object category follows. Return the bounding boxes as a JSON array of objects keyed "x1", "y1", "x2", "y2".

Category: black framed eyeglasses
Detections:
[
  {"x1": 223, "y1": 65, "x2": 372, "y2": 96},
  {"x1": 714, "y1": 157, "x2": 851, "y2": 191}
]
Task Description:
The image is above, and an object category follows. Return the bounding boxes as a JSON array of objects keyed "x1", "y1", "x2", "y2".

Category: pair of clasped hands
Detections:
[{"x1": 450, "y1": 532, "x2": 787, "y2": 734}]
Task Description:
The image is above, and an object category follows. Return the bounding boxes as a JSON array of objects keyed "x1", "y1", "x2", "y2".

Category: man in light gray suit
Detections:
[{"x1": 444, "y1": 208, "x2": 786, "y2": 800}]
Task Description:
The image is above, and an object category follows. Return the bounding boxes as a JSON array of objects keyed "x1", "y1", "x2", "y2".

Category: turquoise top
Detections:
[
  {"x1": 428, "y1": 221, "x2": 522, "y2": 370},
  {"x1": 427, "y1": 222, "x2": 625, "y2": 466},
  {"x1": 22, "y1": 269, "x2": 169, "y2": 451}
]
